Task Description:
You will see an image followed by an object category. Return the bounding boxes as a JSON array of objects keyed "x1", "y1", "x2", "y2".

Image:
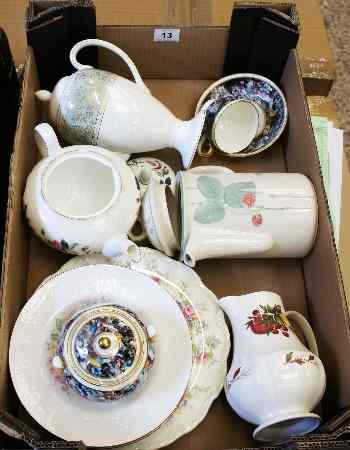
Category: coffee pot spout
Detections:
[
  {"x1": 182, "y1": 230, "x2": 274, "y2": 267},
  {"x1": 35, "y1": 90, "x2": 52, "y2": 103}
]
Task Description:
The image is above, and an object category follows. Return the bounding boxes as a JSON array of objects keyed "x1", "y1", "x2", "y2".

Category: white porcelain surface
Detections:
[
  {"x1": 24, "y1": 123, "x2": 140, "y2": 257},
  {"x1": 35, "y1": 39, "x2": 207, "y2": 169},
  {"x1": 10, "y1": 265, "x2": 193, "y2": 447},
  {"x1": 218, "y1": 291, "x2": 326, "y2": 443},
  {"x1": 177, "y1": 166, "x2": 318, "y2": 266},
  {"x1": 212, "y1": 100, "x2": 259, "y2": 154},
  {"x1": 53, "y1": 249, "x2": 230, "y2": 449},
  {"x1": 139, "y1": 181, "x2": 179, "y2": 256}
]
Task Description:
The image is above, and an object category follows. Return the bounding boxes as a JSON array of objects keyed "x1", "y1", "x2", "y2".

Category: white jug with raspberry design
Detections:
[
  {"x1": 177, "y1": 166, "x2": 318, "y2": 267},
  {"x1": 218, "y1": 291, "x2": 326, "y2": 443}
]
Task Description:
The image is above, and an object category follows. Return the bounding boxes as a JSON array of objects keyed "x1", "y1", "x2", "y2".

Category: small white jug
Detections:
[
  {"x1": 177, "y1": 166, "x2": 318, "y2": 266},
  {"x1": 218, "y1": 291, "x2": 326, "y2": 442},
  {"x1": 24, "y1": 123, "x2": 140, "y2": 258},
  {"x1": 35, "y1": 39, "x2": 207, "y2": 169}
]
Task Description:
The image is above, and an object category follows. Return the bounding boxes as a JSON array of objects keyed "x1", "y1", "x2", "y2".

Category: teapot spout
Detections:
[
  {"x1": 102, "y1": 237, "x2": 140, "y2": 261},
  {"x1": 170, "y1": 109, "x2": 207, "y2": 169}
]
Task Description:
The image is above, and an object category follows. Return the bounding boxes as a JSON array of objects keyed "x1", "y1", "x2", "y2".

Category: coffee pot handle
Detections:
[
  {"x1": 285, "y1": 310, "x2": 319, "y2": 356},
  {"x1": 69, "y1": 39, "x2": 150, "y2": 94}
]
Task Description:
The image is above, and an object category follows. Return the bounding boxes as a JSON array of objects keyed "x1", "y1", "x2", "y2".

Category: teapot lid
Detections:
[{"x1": 62, "y1": 304, "x2": 148, "y2": 392}]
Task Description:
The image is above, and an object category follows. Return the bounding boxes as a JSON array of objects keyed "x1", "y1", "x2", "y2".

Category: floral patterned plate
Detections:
[
  {"x1": 54, "y1": 248, "x2": 231, "y2": 449},
  {"x1": 10, "y1": 265, "x2": 193, "y2": 447},
  {"x1": 196, "y1": 73, "x2": 288, "y2": 158}
]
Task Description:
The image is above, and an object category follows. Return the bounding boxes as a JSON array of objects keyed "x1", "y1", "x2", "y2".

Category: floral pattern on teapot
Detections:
[{"x1": 40, "y1": 228, "x2": 93, "y2": 255}]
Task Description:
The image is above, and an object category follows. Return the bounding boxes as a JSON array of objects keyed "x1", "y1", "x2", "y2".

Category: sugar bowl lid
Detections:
[{"x1": 61, "y1": 304, "x2": 150, "y2": 393}]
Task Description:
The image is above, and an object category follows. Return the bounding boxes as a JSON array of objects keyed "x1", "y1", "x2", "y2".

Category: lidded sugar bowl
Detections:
[{"x1": 51, "y1": 304, "x2": 156, "y2": 401}]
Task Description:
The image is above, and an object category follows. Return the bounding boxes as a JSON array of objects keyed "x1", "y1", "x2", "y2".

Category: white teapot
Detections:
[
  {"x1": 24, "y1": 123, "x2": 140, "y2": 258},
  {"x1": 218, "y1": 291, "x2": 326, "y2": 443},
  {"x1": 35, "y1": 39, "x2": 207, "y2": 169}
]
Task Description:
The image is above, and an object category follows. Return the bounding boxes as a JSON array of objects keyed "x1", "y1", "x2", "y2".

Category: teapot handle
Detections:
[
  {"x1": 34, "y1": 123, "x2": 62, "y2": 158},
  {"x1": 69, "y1": 39, "x2": 150, "y2": 94},
  {"x1": 285, "y1": 310, "x2": 319, "y2": 356}
]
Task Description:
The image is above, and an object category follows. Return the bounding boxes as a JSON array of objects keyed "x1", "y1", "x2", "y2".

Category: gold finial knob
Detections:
[{"x1": 98, "y1": 336, "x2": 112, "y2": 349}]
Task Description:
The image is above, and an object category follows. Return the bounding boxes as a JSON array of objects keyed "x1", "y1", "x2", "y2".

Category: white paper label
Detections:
[{"x1": 154, "y1": 28, "x2": 180, "y2": 42}]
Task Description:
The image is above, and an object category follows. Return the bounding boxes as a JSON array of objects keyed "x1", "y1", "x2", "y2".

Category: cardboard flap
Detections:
[
  {"x1": 223, "y1": 3, "x2": 299, "y2": 82},
  {"x1": 0, "y1": 408, "x2": 86, "y2": 449},
  {"x1": 281, "y1": 50, "x2": 350, "y2": 413},
  {"x1": 0, "y1": 408, "x2": 42, "y2": 443}
]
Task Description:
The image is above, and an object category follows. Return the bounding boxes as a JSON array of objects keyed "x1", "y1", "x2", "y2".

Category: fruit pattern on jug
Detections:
[{"x1": 246, "y1": 304, "x2": 290, "y2": 337}]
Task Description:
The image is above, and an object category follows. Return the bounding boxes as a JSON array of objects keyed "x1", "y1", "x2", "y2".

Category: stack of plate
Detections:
[{"x1": 10, "y1": 248, "x2": 230, "y2": 448}]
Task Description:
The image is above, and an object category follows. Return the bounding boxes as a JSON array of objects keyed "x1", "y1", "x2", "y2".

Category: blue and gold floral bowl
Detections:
[
  {"x1": 51, "y1": 304, "x2": 155, "y2": 402},
  {"x1": 196, "y1": 73, "x2": 288, "y2": 158}
]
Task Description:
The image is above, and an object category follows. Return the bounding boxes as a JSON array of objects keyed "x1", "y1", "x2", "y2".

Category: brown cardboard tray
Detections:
[
  {"x1": 0, "y1": 0, "x2": 335, "y2": 96},
  {"x1": 0, "y1": 37, "x2": 350, "y2": 450}
]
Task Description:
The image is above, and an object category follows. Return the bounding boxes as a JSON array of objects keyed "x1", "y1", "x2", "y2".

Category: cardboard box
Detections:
[
  {"x1": 0, "y1": 0, "x2": 335, "y2": 95},
  {"x1": 1, "y1": 19, "x2": 350, "y2": 448},
  {"x1": 307, "y1": 96, "x2": 350, "y2": 316}
]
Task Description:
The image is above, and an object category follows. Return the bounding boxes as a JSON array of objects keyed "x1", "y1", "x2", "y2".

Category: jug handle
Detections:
[
  {"x1": 69, "y1": 39, "x2": 150, "y2": 94},
  {"x1": 285, "y1": 310, "x2": 319, "y2": 356}
]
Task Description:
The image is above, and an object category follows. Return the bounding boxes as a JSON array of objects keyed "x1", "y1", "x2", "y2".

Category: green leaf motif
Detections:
[
  {"x1": 194, "y1": 200, "x2": 225, "y2": 224},
  {"x1": 197, "y1": 176, "x2": 223, "y2": 199},
  {"x1": 224, "y1": 181, "x2": 256, "y2": 208}
]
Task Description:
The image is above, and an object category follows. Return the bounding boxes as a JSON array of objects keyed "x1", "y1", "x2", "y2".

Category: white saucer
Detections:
[
  {"x1": 51, "y1": 249, "x2": 231, "y2": 449},
  {"x1": 10, "y1": 265, "x2": 192, "y2": 447}
]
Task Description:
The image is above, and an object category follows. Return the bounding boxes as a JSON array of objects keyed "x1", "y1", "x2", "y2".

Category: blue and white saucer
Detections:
[{"x1": 196, "y1": 73, "x2": 288, "y2": 157}]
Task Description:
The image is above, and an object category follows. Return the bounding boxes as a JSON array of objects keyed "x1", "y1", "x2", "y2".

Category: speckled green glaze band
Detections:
[{"x1": 55, "y1": 69, "x2": 116, "y2": 146}]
